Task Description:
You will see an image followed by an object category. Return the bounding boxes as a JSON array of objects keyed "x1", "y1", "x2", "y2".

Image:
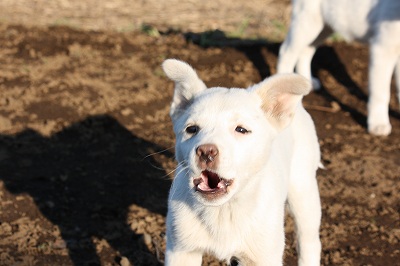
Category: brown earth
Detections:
[{"x1": 0, "y1": 1, "x2": 399, "y2": 266}]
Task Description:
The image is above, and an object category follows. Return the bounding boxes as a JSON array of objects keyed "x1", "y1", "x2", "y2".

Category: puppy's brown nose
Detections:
[{"x1": 196, "y1": 144, "x2": 219, "y2": 169}]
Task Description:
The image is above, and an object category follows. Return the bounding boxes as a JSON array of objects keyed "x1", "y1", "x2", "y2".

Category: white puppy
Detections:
[
  {"x1": 277, "y1": 0, "x2": 400, "y2": 136},
  {"x1": 162, "y1": 59, "x2": 321, "y2": 266}
]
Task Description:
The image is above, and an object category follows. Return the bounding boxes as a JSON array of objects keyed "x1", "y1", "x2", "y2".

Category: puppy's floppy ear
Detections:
[
  {"x1": 251, "y1": 73, "x2": 311, "y2": 130},
  {"x1": 162, "y1": 59, "x2": 207, "y2": 118}
]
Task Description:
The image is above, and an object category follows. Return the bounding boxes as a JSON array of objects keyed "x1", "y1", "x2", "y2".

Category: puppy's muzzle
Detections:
[{"x1": 196, "y1": 144, "x2": 219, "y2": 169}]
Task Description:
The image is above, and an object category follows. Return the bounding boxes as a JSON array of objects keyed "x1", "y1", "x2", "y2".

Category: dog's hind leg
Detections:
[
  {"x1": 287, "y1": 166, "x2": 321, "y2": 266},
  {"x1": 294, "y1": 27, "x2": 333, "y2": 90},
  {"x1": 277, "y1": 2, "x2": 326, "y2": 89},
  {"x1": 367, "y1": 42, "x2": 398, "y2": 136}
]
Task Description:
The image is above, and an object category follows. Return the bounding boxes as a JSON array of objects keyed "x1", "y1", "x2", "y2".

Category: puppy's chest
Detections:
[
  {"x1": 188, "y1": 208, "x2": 251, "y2": 254},
  {"x1": 194, "y1": 206, "x2": 257, "y2": 247}
]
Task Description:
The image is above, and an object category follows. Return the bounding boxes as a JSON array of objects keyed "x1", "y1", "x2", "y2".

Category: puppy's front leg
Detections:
[
  {"x1": 165, "y1": 250, "x2": 202, "y2": 266},
  {"x1": 287, "y1": 169, "x2": 321, "y2": 266}
]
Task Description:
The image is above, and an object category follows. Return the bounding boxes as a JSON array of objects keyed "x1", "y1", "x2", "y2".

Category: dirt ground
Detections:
[{"x1": 0, "y1": 1, "x2": 399, "y2": 266}]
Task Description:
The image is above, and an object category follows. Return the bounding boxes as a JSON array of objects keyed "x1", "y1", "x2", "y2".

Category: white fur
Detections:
[
  {"x1": 162, "y1": 59, "x2": 322, "y2": 265},
  {"x1": 277, "y1": 0, "x2": 400, "y2": 136}
]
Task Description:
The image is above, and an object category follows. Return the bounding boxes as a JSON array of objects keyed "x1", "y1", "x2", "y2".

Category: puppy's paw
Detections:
[
  {"x1": 368, "y1": 123, "x2": 392, "y2": 136},
  {"x1": 311, "y1": 77, "x2": 321, "y2": 91}
]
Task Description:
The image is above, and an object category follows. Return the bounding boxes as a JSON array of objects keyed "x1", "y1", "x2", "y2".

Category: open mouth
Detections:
[{"x1": 193, "y1": 170, "x2": 233, "y2": 196}]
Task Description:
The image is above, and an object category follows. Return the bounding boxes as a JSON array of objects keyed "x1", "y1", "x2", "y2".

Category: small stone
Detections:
[
  {"x1": 52, "y1": 239, "x2": 67, "y2": 249},
  {"x1": 129, "y1": 220, "x2": 138, "y2": 230},
  {"x1": 121, "y1": 108, "x2": 132, "y2": 116},
  {"x1": 331, "y1": 101, "x2": 341, "y2": 112},
  {"x1": 145, "y1": 216, "x2": 155, "y2": 222},
  {"x1": 143, "y1": 233, "x2": 152, "y2": 247},
  {"x1": 119, "y1": 256, "x2": 131, "y2": 266}
]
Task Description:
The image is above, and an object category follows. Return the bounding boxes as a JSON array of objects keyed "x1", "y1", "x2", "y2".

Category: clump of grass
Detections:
[
  {"x1": 50, "y1": 18, "x2": 79, "y2": 30},
  {"x1": 269, "y1": 19, "x2": 287, "y2": 42},
  {"x1": 140, "y1": 24, "x2": 160, "y2": 37},
  {"x1": 227, "y1": 18, "x2": 250, "y2": 38},
  {"x1": 328, "y1": 32, "x2": 344, "y2": 42}
]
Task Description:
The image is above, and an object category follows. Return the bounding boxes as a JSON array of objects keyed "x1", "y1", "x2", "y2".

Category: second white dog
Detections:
[
  {"x1": 277, "y1": 0, "x2": 400, "y2": 136},
  {"x1": 162, "y1": 59, "x2": 321, "y2": 265}
]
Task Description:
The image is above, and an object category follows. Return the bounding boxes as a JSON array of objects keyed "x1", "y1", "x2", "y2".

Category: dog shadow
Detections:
[
  {"x1": 184, "y1": 30, "x2": 280, "y2": 79},
  {"x1": 184, "y1": 30, "x2": 400, "y2": 129},
  {"x1": 313, "y1": 45, "x2": 400, "y2": 123},
  {"x1": 311, "y1": 45, "x2": 369, "y2": 127},
  {"x1": 0, "y1": 115, "x2": 172, "y2": 265}
]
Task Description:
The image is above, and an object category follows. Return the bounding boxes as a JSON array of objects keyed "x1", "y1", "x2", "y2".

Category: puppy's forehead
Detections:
[{"x1": 193, "y1": 87, "x2": 259, "y2": 110}]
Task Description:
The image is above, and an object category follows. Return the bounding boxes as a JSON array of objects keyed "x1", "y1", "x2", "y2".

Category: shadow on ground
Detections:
[{"x1": 0, "y1": 115, "x2": 172, "y2": 265}]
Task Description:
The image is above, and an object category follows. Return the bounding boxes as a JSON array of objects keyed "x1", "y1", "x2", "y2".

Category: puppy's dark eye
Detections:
[
  {"x1": 235, "y1": 126, "x2": 251, "y2": 134},
  {"x1": 186, "y1": 125, "x2": 199, "y2": 134}
]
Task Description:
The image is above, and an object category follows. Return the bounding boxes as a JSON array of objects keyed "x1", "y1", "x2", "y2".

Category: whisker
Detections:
[
  {"x1": 141, "y1": 146, "x2": 176, "y2": 171},
  {"x1": 142, "y1": 146, "x2": 175, "y2": 160},
  {"x1": 168, "y1": 163, "x2": 190, "y2": 199},
  {"x1": 159, "y1": 161, "x2": 187, "y2": 179},
  {"x1": 174, "y1": 162, "x2": 190, "y2": 176}
]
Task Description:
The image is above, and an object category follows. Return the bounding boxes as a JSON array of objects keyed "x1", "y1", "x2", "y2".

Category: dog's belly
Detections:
[{"x1": 321, "y1": 0, "x2": 379, "y2": 42}]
